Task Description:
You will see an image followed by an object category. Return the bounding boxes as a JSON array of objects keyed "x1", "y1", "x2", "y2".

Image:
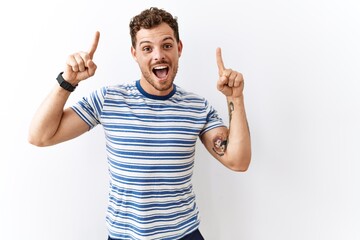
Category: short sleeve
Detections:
[
  {"x1": 71, "y1": 87, "x2": 107, "y2": 129},
  {"x1": 199, "y1": 100, "x2": 226, "y2": 136}
]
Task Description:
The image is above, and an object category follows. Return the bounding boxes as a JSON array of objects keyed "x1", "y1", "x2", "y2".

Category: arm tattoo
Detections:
[
  {"x1": 212, "y1": 101, "x2": 234, "y2": 157},
  {"x1": 228, "y1": 100, "x2": 250, "y2": 135},
  {"x1": 212, "y1": 136, "x2": 228, "y2": 157},
  {"x1": 228, "y1": 101, "x2": 234, "y2": 123}
]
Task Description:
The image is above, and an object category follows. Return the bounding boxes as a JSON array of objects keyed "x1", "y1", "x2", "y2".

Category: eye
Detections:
[
  {"x1": 142, "y1": 46, "x2": 152, "y2": 52},
  {"x1": 163, "y1": 44, "x2": 172, "y2": 49}
]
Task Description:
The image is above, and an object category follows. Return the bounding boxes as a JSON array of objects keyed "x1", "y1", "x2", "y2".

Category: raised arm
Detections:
[
  {"x1": 28, "y1": 31, "x2": 100, "y2": 147},
  {"x1": 200, "y1": 48, "x2": 251, "y2": 172}
]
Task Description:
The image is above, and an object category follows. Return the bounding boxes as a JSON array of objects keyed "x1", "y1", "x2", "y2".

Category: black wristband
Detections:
[{"x1": 56, "y1": 72, "x2": 77, "y2": 92}]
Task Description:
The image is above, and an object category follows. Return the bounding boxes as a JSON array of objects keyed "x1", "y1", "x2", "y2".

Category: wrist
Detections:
[
  {"x1": 56, "y1": 72, "x2": 78, "y2": 92},
  {"x1": 227, "y1": 95, "x2": 244, "y2": 104}
]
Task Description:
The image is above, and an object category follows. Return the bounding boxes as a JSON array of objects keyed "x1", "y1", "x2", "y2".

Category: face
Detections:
[{"x1": 131, "y1": 23, "x2": 183, "y2": 96}]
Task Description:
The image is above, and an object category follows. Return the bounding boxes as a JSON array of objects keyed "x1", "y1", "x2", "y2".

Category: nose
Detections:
[{"x1": 153, "y1": 47, "x2": 165, "y2": 61}]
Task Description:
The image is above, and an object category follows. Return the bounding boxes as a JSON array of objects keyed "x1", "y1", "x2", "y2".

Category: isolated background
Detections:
[{"x1": 1, "y1": 0, "x2": 359, "y2": 239}]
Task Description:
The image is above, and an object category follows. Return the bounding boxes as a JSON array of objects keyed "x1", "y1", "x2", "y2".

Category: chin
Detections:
[{"x1": 155, "y1": 79, "x2": 173, "y2": 91}]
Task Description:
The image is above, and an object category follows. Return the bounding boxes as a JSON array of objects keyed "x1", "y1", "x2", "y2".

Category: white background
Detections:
[{"x1": 1, "y1": 0, "x2": 359, "y2": 239}]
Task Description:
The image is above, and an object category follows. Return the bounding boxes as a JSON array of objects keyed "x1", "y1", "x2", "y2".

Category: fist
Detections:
[
  {"x1": 216, "y1": 48, "x2": 244, "y2": 98},
  {"x1": 63, "y1": 31, "x2": 100, "y2": 85}
]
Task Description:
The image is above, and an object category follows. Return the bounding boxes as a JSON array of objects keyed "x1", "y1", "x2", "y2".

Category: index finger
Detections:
[
  {"x1": 89, "y1": 31, "x2": 100, "y2": 59},
  {"x1": 216, "y1": 47, "x2": 226, "y2": 75}
]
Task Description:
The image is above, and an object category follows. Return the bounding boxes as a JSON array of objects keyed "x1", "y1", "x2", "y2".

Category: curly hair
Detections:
[{"x1": 129, "y1": 7, "x2": 180, "y2": 48}]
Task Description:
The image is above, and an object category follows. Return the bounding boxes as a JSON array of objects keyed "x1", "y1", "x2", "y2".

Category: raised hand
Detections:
[
  {"x1": 216, "y1": 47, "x2": 244, "y2": 98},
  {"x1": 63, "y1": 31, "x2": 100, "y2": 84}
]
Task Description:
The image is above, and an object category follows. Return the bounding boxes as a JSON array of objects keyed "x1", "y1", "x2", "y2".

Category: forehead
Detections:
[{"x1": 136, "y1": 23, "x2": 175, "y2": 46}]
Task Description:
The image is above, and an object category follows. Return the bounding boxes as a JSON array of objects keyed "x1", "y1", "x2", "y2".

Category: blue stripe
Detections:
[{"x1": 109, "y1": 184, "x2": 193, "y2": 198}]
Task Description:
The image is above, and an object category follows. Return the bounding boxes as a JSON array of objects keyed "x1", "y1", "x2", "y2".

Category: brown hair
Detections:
[{"x1": 129, "y1": 7, "x2": 180, "y2": 48}]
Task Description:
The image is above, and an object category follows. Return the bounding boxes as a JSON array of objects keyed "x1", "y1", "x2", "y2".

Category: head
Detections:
[
  {"x1": 129, "y1": 7, "x2": 183, "y2": 96},
  {"x1": 130, "y1": 7, "x2": 180, "y2": 49}
]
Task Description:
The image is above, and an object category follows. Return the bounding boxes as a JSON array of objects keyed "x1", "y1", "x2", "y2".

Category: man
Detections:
[{"x1": 28, "y1": 7, "x2": 251, "y2": 240}]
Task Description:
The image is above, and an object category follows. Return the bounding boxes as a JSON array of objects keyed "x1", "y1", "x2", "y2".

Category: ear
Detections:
[
  {"x1": 131, "y1": 46, "x2": 138, "y2": 62},
  {"x1": 177, "y1": 40, "x2": 183, "y2": 58}
]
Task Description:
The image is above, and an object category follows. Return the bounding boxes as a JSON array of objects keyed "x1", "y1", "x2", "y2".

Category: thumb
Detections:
[{"x1": 87, "y1": 60, "x2": 97, "y2": 76}]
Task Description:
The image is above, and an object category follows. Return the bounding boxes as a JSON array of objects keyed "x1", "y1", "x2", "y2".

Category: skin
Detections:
[
  {"x1": 131, "y1": 23, "x2": 183, "y2": 96},
  {"x1": 28, "y1": 24, "x2": 251, "y2": 172},
  {"x1": 200, "y1": 47, "x2": 251, "y2": 171}
]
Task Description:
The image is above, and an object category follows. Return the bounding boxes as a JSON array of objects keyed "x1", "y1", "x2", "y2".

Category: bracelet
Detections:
[{"x1": 56, "y1": 72, "x2": 78, "y2": 92}]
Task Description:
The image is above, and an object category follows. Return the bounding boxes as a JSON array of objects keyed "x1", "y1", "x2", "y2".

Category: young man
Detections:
[{"x1": 28, "y1": 7, "x2": 251, "y2": 240}]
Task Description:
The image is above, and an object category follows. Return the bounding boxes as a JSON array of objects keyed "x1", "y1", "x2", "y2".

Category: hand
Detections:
[
  {"x1": 63, "y1": 31, "x2": 100, "y2": 84},
  {"x1": 216, "y1": 47, "x2": 244, "y2": 98}
]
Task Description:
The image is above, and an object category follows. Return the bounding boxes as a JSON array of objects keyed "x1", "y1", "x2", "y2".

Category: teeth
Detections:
[{"x1": 154, "y1": 66, "x2": 167, "y2": 70}]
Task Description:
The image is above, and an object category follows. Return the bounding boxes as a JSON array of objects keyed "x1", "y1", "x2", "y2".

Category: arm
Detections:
[
  {"x1": 28, "y1": 31, "x2": 100, "y2": 147},
  {"x1": 200, "y1": 48, "x2": 251, "y2": 172}
]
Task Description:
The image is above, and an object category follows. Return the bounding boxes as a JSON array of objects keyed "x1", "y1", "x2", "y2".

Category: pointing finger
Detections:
[
  {"x1": 216, "y1": 47, "x2": 226, "y2": 76},
  {"x1": 89, "y1": 31, "x2": 100, "y2": 59}
]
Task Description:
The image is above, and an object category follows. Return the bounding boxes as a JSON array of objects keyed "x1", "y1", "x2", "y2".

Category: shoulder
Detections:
[
  {"x1": 97, "y1": 81, "x2": 137, "y2": 98},
  {"x1": 174, "y1": 85, "x2": 207, "y2": 103}
]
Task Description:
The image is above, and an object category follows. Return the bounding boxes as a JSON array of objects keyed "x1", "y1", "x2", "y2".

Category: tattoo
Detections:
[
  {"x1": 212, "y1": 136, "x2": 228, "y2": 157},
  {"x1": 210, "y1": 101, "x2": 234, "y2": 157},
  {"x1": 246, "y1": 118, "x2": 251, "y2": 138},
  {"x1": 228, "y1": 101, "x2": 234, "y2": 121}
]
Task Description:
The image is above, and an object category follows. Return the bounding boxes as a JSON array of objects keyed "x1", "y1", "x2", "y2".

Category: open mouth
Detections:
[{"x1": 152, "y1": 66, "x2": 169, "y2": 79}]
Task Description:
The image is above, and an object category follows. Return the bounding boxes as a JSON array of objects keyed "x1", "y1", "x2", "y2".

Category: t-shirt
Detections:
[{"x1": 71, "y1": 80, "x2": 225, "y2": 239}]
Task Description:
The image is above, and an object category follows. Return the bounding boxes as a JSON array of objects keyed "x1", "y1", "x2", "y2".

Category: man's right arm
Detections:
[
  {"x1": 28, "y1": 31, "x2": 100, "y2": 147},
  {"x1": 28, "y1": 84, "x2": 90, "y2": 147}
]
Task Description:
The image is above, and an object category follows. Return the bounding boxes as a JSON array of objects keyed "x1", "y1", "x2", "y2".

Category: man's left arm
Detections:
[{"x1": 200, "y1": 48, "x2": 251, "y2": 172}]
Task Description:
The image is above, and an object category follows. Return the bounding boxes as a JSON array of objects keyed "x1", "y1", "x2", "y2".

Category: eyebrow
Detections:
[{"x1": 138, "y1": 36, "x2": 175, "y2": 47}]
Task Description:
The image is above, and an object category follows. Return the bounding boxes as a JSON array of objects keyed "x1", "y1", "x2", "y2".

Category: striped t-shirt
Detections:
[{"x1": 71, "y1": 80, "x2": 225, "y2": 239}]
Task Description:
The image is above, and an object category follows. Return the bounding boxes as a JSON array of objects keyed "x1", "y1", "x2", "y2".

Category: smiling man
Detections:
[
  {"x1": 131, "y1": 22, "x2": 182, "y2": 96},
  {"x1": 28, "y1": 7, "x2": 251, "y2": 240}
]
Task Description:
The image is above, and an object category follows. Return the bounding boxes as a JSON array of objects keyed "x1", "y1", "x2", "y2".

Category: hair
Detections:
[{"x1": 129, "y1": 7, "x2": 180, "y2": 48}]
